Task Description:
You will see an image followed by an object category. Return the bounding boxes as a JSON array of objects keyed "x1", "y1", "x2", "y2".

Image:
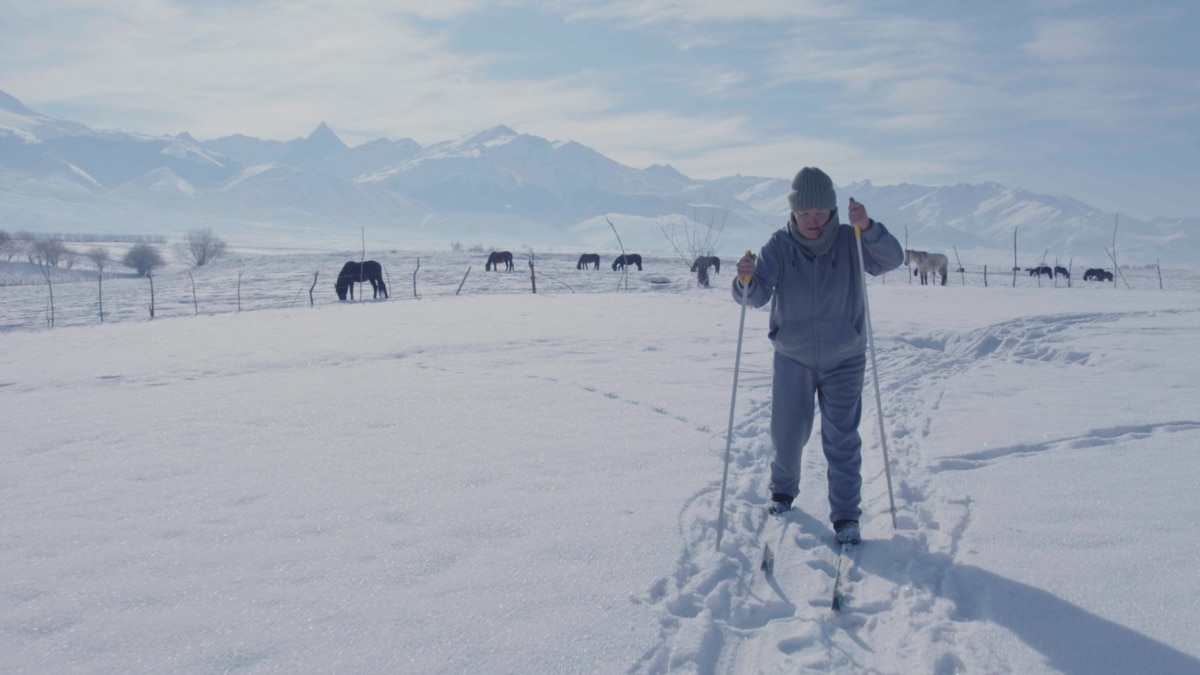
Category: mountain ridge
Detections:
[{"x1": 1, "y1": 90, "x2": 1194, "y2": 265}]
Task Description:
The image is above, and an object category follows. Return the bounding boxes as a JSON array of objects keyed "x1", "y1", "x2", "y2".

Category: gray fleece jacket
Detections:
[{"x1": 731, "y1": 219, "x2": 904, "y2": 371}]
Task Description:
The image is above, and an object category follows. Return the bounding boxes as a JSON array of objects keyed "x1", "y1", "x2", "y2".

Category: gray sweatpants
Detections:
[{"x1": 769, "y1": 351, "x2": 865, "y2": 524}]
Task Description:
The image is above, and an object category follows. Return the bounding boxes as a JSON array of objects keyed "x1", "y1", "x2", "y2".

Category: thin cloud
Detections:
[
  {"x1": 1, "y1": 0, "x2": 1198, "y2": 217},
  {"x1": 1023, "y1": 19, "x2": 1111, "y2": 61},
  {"x1": 555, "y1": 0, "x2": 846, "y2": 25}
]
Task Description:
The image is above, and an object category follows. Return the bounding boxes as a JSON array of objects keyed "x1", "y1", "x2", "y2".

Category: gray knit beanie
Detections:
[{"x1": 787, "y1": 167, "x2": 836, "y2": 212}]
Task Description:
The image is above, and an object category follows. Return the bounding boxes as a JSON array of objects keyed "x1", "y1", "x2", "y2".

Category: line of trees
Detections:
[{"x1": 1, "y1": 228, "x2": 228, "y2": 275}]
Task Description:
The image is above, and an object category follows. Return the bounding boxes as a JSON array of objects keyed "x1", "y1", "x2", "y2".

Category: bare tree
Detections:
[
  {"x1": 176, "y1": 228, "x2": 228, "y2": 267},
  {"x1": 606, "y1": 216, "x2": 630, "y2": 291},
  {"x1": 15, "y1": 231, "x2": 36, "y2": 262},
  {"x1": 32, "y1": 238, "x2": 70, "y2": 267},
  {"x1": 87, "y1": 247, "x2": 110, "y2": 323},
  {"x1": 658, "y1": 203, "x2": 729, "y2": 287},
  {"x1": 86, "y1": 246, "x2": 110, "y2": 271},
  {"x1": 123, "y1": 242, "x2": 166, "y2": 276},
  {"x1": 38, "y1": 258, "x2": 55, "y2": 328},
  {"x1": 0, "y1": 230, "x2": 17, "y2": 261}
]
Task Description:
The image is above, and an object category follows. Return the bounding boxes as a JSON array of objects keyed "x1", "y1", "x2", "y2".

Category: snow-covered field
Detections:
[{"x1": 3, "y1": 246, "x2": 1199, "y2": 673}]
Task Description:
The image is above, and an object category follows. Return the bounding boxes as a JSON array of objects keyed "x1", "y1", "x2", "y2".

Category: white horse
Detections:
[{"x1": 904, "y1": 249, "x2": 948, "y2": 286}]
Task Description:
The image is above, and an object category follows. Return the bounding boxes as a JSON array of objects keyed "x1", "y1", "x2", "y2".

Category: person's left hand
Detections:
[{"x1": 848, "y1": 197, "x2": 870, "y2": 231}]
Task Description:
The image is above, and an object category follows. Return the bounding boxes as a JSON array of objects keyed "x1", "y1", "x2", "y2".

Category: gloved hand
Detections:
[{"x1": 736, "y1": 253, "x2": 755, "y2": 282}]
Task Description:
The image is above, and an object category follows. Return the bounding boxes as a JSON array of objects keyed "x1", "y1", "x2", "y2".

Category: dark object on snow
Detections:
[
  {"x1": 1083, "y1": 268, "x2": 1113, "y2": 282},
  {"x1": 576, "y1": 253, "x2": 600, "y2": 270},
  {"x1": 486, "y1": 251, "x2": 514, "y2": 271},
  {"x1": 335, "y1": 260, "x2": 388, "y2": 300},
  {"x1": 1054, "y1": 266, "x2": 1070, "y2": 279},
  {"x1": 691, "y1": 256, "x2": 721, "y2": 274},
  {"x1": 691, "y1": 256, "x2": 719, "y2": 288},
  {"x1": 612, "y1": 253, "x2": 643, "y2": 271},
  {"x1": 1026, "y1": 265, "x2": 1053, "y2": 279}
]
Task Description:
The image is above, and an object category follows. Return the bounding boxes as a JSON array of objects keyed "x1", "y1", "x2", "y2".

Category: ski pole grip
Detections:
[{"x1": 740, "y1": 250, "x2": 754, "y2": 286}]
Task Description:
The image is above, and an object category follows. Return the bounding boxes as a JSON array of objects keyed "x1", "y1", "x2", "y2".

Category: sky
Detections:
[
  {"x1": 3, "y1": 248, "x2": 1199, "y2": 672},
  {"x1": 2, "y1": 0, "x2": 1199, "y2": 221}
]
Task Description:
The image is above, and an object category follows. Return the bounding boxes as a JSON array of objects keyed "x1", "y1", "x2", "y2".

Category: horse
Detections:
[
  {"x1": 904, "y1": 249, "x2": 948, "y2": 286},
  {"x1": 691, "y1": 256, "x2": 720, "y2": 274},
  {"x1": 335, "y1": 260, "x2": 387, "y2": 300},
  {"x1": 1026, "y1": 266, "x2": 1053, "y2": 279},
  {"x1": 576, "y1": 253, "x2": 600, "y2": 270},
  {"x1": 612, "y1": 253, "x2": 643, "y2": 271},
  {"x1": 1054, "y1": 266, "x2": 1070, "y2": 279},
  {"x1": 1083, "y1": 268, "x2": 1113, "y2": 282},
  {"x1": 486, "y1": 251, "x2": 514, "y2": 271}
]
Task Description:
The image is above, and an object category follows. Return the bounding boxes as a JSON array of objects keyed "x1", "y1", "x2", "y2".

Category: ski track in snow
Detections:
[{"x1": 630, "y1": 308, "x2": 1197, "y2": 674}]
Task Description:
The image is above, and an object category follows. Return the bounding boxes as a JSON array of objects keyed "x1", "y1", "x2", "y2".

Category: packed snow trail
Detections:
[{"x1": 633, "y1": 304, "x2": 1200, "y2": 674}]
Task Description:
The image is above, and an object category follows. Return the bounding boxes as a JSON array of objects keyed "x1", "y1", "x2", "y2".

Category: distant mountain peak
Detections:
[{"x1": 305, "y1": 121, "x2": 346, "y2": 148}]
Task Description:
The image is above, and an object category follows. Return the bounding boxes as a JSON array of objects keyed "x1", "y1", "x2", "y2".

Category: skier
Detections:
[{"x1": 732, "y1": 167, "x2": 903, "y2": 545}]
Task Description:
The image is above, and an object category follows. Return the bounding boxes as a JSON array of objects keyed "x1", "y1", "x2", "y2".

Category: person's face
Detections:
[{"x1": 793, "y1": 208, "x2": 831, "y2": 239}]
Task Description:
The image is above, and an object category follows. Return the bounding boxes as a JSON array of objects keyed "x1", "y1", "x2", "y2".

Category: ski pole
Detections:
[
  {"x1": 853, "y1": 216, "x2": 898, "y2": 530},
  {"x1": 716, "y1": 251, "x2": 754, "y2": 552}
]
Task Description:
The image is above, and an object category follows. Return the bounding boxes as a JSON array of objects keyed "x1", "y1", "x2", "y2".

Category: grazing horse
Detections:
[
  {"x1": 1054, "y1": 266, "x2": 1070, "y2": 279},
  {"x1": 1083, "y1": 268, "x2": 1113, "y2": 282},
  {"x1": 576, "y1": 253, "x2": 601, "y2": 270},
  {"x1": 612, "y1": 253, "x2": 643, "y2": 271},
  {"x1": 690, "y1": 256, "x2": 721, "y2": 274},
  {"x1": 335, "y1": 260, "x2": 388, "y2": 300},
  {"x1": 1026, "y1": 266, "x2": 1053, "y2": 279},
  {"x1": 904, "y1": 249, "x2": 948, "y2": 286},
  {"x1": 486, "y1": 251, "x2": 514, "y2": 271}
]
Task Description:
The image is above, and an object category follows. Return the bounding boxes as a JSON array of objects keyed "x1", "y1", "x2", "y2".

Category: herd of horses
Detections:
[
  {"x1": 333, "y1": 251, "x2": 658, "y2": 300},
  {"x1": 903, "y1": 250, "x2": 1115, "y2": 286},
  {"x1": 1028, "y1": 265, "x2": 1116, "y2": 282},
  {"x1": 331, "y1": 250, "x2": 1118, "y2": 300},
  {"x1": 1025, "y1": 265, "x2": 1068, "y2": 279},
  {"x1": 482, "y1": 251, "x2": 647, "y2": 272}
]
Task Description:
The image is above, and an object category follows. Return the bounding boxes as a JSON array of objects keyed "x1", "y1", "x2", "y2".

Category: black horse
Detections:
[
  {"x1": 612, "y1": 253, "x2": 643, "y2": 271},
  {"x1": 1083, "y1": 268, "x2": 1113, "y2": 282},
  {"x1": 486, "y1": 251, "x2": 514, "y2": 271},
  {"x1": 335, "y1": 260, "x2": 388, "y2": 300},
  {"x1": 1026, "y1": 265, "x2": 1053, "y2": 279},
  {"x1": 691, "y1": 256, "x2": 720, "y2": 274},
  {"x1": 1054, "y1": 266, "x2": 1070, "y2": 279},
  {"x1": 576, "y1": 253, "x2": 601, "y2": 270}
]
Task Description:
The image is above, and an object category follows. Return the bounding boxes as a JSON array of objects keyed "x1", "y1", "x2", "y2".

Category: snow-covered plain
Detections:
[{"x1": 3, "y1": 248, "x2": 1199, "y2": 674}]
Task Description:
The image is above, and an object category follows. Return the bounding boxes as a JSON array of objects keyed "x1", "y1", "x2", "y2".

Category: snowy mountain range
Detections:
[{"x1": 2, "y1": 90, "x2": 1195, "y2": 265}]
